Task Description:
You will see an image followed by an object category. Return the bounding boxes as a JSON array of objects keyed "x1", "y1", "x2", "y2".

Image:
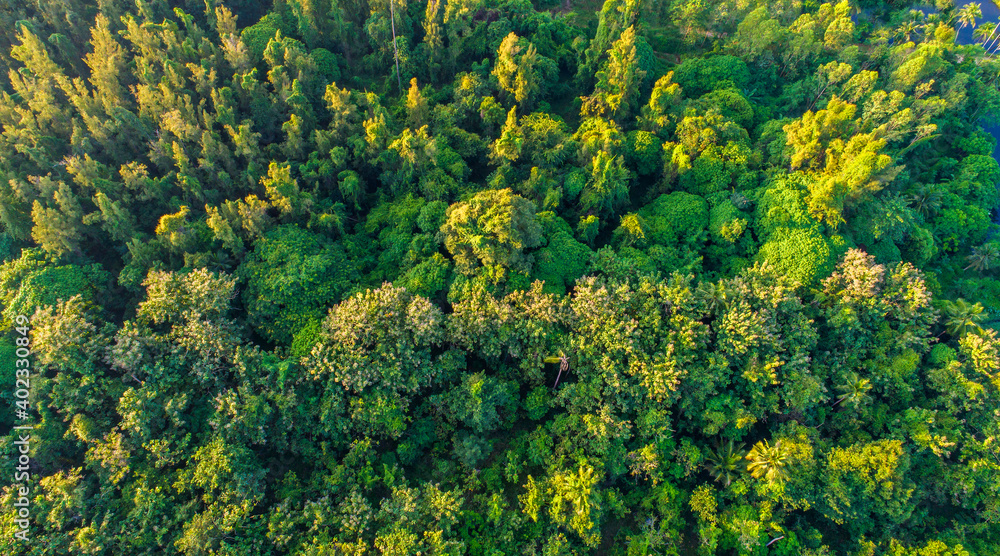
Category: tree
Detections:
[
  {"x1": 441, "y1": 188, "x2": 543, "y2": 274},
  {"x1": 745, "y1": 439, "x2": 790, "y2": 487},
  {"x1": 532, "y1": 217, "x2": 594, "y2": 295},
  {"x1": 30, "y1": 179, "x2": 88, "y2": 257},
  {"x1": 965, "y1": 242, "x2": 1000, "y2": 272},
  {"x1": 447, "y1": 279, "x2": 570, "y2": 382},
  {"x1": 1, "y1": 1, "x2": 999, "y2": 552},
  {"x1": 580, "y1": 150, "x2": 631, "y2": 218},
  {"x1": 973, "y1": 21, "x2": 995, "y2": 43},
  {"x1": 898, "y1": 20, "x2": 921, "y2": 43},
  {"x1": 442, "y1": 372, "x2": 518, "y2": 433},
  {"x1": 755, "y1": 226, "x2": 844, "y2": 287},
  {"x1": 491, "y1": 107, "x2": 523, "y2": 163},
  {"x1": 834, "y1": 371, "x2": 873, "y2": 409},
  {"x1": 956, "y1": 3, "x2": 982, "y2": 31},
  {"x1": 547, "y1": 462, "x2": 602, "y2": 546},
  {"x1": 405, "y1": 78, "x2": 429, "y2": 128},
  {"x1": 90, "y1": 192, "x2": 136, "y2": 243},
  {"x1": 577, "y1": 0, "x2": 641, "y2": 88},
  {"x1": 582, "y1": 26, "x2": 646, "y2": 122},
  {"x1": 0, "y1": 249, "x2": 109, "y2": 329},
  {"x1": 137, "y1": 268, "x2": 237, "y2": 325},
  {"x1": 493, "y1": 33, "x2": 544, "y2": 108},
  {"x1": 423, "y1": 0, "x2": 443, "y2": 81},
  {"x1": 704, "y1": 440, "x2": 747, "y2": 487},
  {"x1": 237, "y1": 225, "x2": 356, "y2": 344},
  {"x1": 262, "y1": 161, "x2": 312, "y2": 219},
  {"x1": 31, "y1": 200, "x2": 84, "y2": 257},
  {"x1": 820, "y1": 440, "x2": 915, "y2": 533},
  {"x1": 783, "y1": 97, "x2": 897, "y2": 228},
  {"x1": 639, "y1": 72, "x2": 683, "y2": 136},
  {"x1": 942, "y1": 299, "x2": 986, "y2": 338},
  {"x1": 302, "y1": 283, "x2": 457, "y2": 438},
  {"x1": 672, "y1": 0, "x2": 709, "y2": 45}
]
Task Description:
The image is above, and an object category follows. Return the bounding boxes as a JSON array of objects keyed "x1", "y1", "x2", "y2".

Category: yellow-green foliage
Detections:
[
  {"x1": 441, "y1": 188, "x2": 543, "y2": 274},
  {"x1": 756, "y1": 226, "x2": 846, "y2": 286},
  {"x1": 0, "y1": 248, "x2": 109, "y2": 328},
  {"x1": 1, "y1": 2, "x2": 998, "y2": 553},
  {"x1": 751, "y1": 174, "x2": 815, "y2": 238}
]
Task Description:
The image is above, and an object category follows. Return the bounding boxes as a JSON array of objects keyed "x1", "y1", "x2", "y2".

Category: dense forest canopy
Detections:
[{"x1": 1, "y1": 0, "x2": 1000, "y2": 554}]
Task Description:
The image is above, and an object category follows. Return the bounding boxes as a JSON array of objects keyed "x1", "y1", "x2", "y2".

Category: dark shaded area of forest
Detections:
[{"x1": 1, "y1": 0, "x2": 999, "y2": 554}]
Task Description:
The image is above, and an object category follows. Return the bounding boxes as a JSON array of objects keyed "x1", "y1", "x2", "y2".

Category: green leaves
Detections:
[
  {"x1": 441, "y1": 188, "x2": 543, "y2": 275},
  {"x1": 820, "y1": 439, "x2": 915, "y2": 532},
  {"x1": 303, "y1": 283, "x2": 457, "y2": 438},
  {"x1": 237, "y1": 225, "x2": 356, "y2": 344},
  {"x1": 704, "y1": 440, "x2": 747, "y2": 487},
  {"x1": 941, "y1": 298, "x2": 987, "y2": 339},
  {"x1": 2, "y1": 1, "x2": 1000, "y2": 554},
  {"x1": 582, "y1": 26, "x2": 646, "y2": 122},
  {"x1": 746, "y1": 439, "x2": 790, "y2": 487},
  {"x1": 783, "y1": 96, "x2": 897, "y2": 228},
  {"x1": 0, "y1": 248, "x2": 110, "y2": 329},
  {"x1": 834, "y1": 371, "x2": 873, "y2": 410}
]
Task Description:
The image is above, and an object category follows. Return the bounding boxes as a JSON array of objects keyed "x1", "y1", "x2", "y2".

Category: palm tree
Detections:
[
  {"x1": 897, "y1": 20, "x2": 920, "y2": 42},
  {"x1": 872, "y1": 27, "x2": 896, "y2": 46},
  {"x1": 965, "y1": 243, "x2": 1000, "y2": 272},
  {"x1": 704, "y1": 439, "x2": 747, "y2": 487},
  {"x1": 696, "y1": 281, "x2": 731, "y2": 318},
  {"x1": 203, "y1": 250, "x2": 234, "y2": 273},
  {"x1": 834, "y1": 372, "x2": 873, "y2": 409},
  {"x1": 906, "y1": 183, "x2": 943, "y2": 218},
  {"x1": 550, "y1": 463, "x2": 596, "y2": 519},
  {"x1": 974, "y1": 21, "x2": 997, "y2": 43},
  {"x1": 746, "y1": 439, "x2": 790, "y2": 487},
  {"x1": 544, "y1": 350, "x2": 570, "y2": 390},
  {"x1": 942, "y1": 299, "x2": 987, "y2": 338},
  {"x1": 956, "y1": 3, "x2": 983, "y2": 31}
]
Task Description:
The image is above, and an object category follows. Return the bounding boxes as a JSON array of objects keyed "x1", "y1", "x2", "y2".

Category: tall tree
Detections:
[{"x1": 582, "y1": 26, "x2": 647, "y2": 122}]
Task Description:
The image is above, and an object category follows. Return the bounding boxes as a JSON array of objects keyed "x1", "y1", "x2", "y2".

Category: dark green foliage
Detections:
[
  {"x1": 395, "y1": 252, "x2": 452, "y2": 298},
  {"x1": 310, "y1": 47, "x2": 340, "y2": 82},
  {"x1": 242, "y1": 12, "x2": 292, "y2": 61},
  {"x1": 443, "y1": 372, "x2": 518, "y2": 434},
  {"x1": 237, "y1": 225, "x2": 355, "y2": 344},
  {"x1": 672, "y1": 55, "x2": 750, "y2": 97},
  {"x1": 625, "y1": 130, "x2": 662, "y2": 176},
  {"x1": 532, "y1": 213, "x2": 593, "y2": 294}
]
